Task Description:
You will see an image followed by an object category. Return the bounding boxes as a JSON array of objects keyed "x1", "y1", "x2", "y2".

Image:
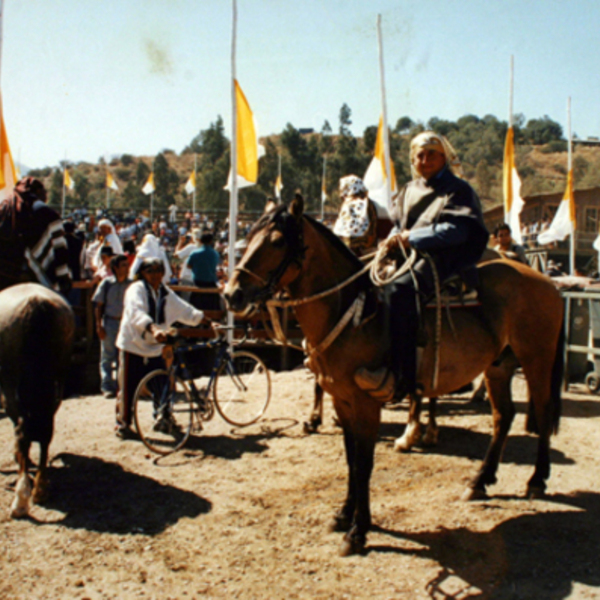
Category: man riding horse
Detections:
[
  {"x1": 357, "y1": 131, "x2": 489, "y2": 401},
  {"x1": 0, "y1": 177, "x2": 71, "y2": 294}
]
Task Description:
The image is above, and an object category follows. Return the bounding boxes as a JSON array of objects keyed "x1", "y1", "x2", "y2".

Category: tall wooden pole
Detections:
[
  {"x1": 376, "y1": 14, "x2": 392, "y2": 211},
  {"x1": 227, "y1": 0, "x2": 239, "y2": 335},
  {"x1": 567, "y1": 96, "x2": 575, "y2": 275}
]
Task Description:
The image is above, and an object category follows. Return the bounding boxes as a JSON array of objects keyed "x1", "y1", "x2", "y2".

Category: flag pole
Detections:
[
  {"x1": 277, "y1": 150, "x2": 281, "y2": 203},
  {"x1": 227, "y1": 0, "x2": 239, "y2": 335},
  {"x1": 508, "y1": 55, "x2": 514, "y2": 129},
  {"x1": 376, "y1": 14, "x2": 392, "y2": 211},
  {"x1": 192, "y1": 153, "x2": 197, "y2": 216},
  {"x1": 567, "y1": 96, "x2": 574, "y2": 275},
  {"x1": 321, "y1": 156, "x2": 326, "y2": 221},
  {"x1": 61, "y1": 152, "x2": 67, "y2": 218}
]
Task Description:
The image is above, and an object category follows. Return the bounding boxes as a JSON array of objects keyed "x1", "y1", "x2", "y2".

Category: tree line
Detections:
[{"x1": 29, "y1": 106, "x2": 594, "y2": 217}]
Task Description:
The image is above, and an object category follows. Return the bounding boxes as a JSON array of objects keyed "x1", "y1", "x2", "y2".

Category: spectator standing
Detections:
[
  {"x1": 114, "y1": 257, "x2": 211, "y2": 438},
  {"x1": 129, "y1": 233, "x2": 172, "y2": 283},
  {"x1": 188, "y1": 232, "x2": 222, "y2": 310},
  {"x1": 92, "y1": 254, "x2": 132, "y2": 398}
]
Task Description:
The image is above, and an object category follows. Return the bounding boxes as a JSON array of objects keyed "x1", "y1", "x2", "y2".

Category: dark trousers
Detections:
[
  {"x1": 389, "y1": 257, "x2": 447, "y2": 393},
  {"x1": 117, "y1": 351, "x2": 164, "y2": 429}
]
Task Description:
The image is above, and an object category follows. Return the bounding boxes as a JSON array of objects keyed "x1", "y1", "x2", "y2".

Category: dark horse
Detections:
[{"x1": 224, "y1": 196, "x2": 564, "y2": 556}]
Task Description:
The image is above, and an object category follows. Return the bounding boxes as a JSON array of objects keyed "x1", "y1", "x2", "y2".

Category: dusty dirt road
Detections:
[{"x1": 1, "y1": 370, "x2": 600, "y2": 600}]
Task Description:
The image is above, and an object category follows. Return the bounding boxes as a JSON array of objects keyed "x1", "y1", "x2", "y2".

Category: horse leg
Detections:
[
  {"x1": 394, "y1": 392, "x2": 422, "y2": 452},
  {"x1": 471, "y1": 378, "x2": 487, "y2": 402},
  {"x1": 303, "y1": 382, "x2": 324, "y2": 434},
  {"x1": 519, "y1": 355, "x2": 559, "y2": 498},
  {"x1": 330, "y1": 427, "x2": 356, "y2": 533},
  {"x1": 422, "y1": 397, "x2": 439, "y2": 447},
  {"x1": 32, "y1": 441, "x2": 50, "y2": 505},
  {"x1": 10, "y1": 432, "x2": 32, "y2": 519},
  {"x1": 464, "y1": 356, "x2": 517, "y2": 500},
  {"x1": 340, "y1": 402, "x2": 381, "y2": 556}
]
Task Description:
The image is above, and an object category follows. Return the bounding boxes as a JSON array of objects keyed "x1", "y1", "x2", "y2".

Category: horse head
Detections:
[{"x1": 224, "y1": 194, "x2": 306, "y2": 314}]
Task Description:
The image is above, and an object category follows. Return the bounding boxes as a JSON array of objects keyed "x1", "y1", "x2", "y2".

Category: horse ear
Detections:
[
  {"x1": 265, "y1": 198, "x2": 277, "y2": 213},
  {"x1": 290, "y1": 193, "x2": 304, "y2": 220}
]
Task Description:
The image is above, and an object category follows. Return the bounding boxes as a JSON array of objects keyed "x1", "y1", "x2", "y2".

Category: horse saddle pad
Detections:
[{"x1": 425, "y1": 272, "x2": 480, "y2": 309}]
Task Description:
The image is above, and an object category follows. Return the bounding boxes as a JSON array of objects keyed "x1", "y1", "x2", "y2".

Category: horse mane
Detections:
[{"x1": 303, "y1": 214, "x2": 364, "y2": 271}]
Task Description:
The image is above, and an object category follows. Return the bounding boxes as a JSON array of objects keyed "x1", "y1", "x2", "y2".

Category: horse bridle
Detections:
[{"x1": 234, "y1": 211, "x2": 307, "y2": 305}]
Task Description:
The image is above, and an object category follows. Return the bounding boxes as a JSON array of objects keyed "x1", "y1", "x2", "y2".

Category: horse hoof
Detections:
[
  {"x1": 527, "y1": 486, "x2": 545, "y2": 500},
  {"x1": 9, "y1": 504, "x2": 28, "y2": 519},
  {"x1": 393, "y1": 437, "x2": 412, "y2": 453},
  {"x1": 421, "y1": 429, "x2": 439, "y2": 447},
  {"x1": 32, "y1": 488, "x2": 49, "y2": 505},
  {"x1": 329, "y1": 514, "x2": 352, "y2": 533},
  {"x1": 303, "y1": 421, "x2": 318, "y2": 434},
  {"x1": 339, "y1": 534, "x2": 366, "y2": 557},
  {"x1": 462, "y1": 487, "x2": 488, "y2": 502}
]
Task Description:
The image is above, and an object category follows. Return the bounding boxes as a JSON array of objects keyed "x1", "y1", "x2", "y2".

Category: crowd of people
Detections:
[{"x1": 3, "y1": 129, "x2": 571, "y2": 443}]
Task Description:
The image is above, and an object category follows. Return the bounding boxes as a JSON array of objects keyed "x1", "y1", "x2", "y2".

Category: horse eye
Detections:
[{"x1": 270, "y1": 231, "x2": 285, "y2": 247}]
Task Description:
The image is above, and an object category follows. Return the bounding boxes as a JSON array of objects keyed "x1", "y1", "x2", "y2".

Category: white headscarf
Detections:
[
  {"x1": 92, "y1": 219, "x2": 123, "y2": 268},
  {"x1": 409, "y1": 131, "x2": 463, "y2": 179},
  {"x1": 129, "y1": 233, "x2": 172, "y2": 284}
]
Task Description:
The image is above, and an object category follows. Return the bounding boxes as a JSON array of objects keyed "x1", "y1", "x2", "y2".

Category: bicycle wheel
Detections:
[
  {"x1": 213, "y1": 350, "x2": 271, "y2": 427},
  {"x1": 133, "y1": 369, "x2": 194, "y2": 455}
]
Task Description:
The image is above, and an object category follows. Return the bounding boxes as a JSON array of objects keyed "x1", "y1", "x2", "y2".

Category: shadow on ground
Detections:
[
  {"x1": 36, "y1": 452, "x2": 211, "y2": 534},
  {"x1": 370, "y1": 491, "x2": 600, "y2": 599}
]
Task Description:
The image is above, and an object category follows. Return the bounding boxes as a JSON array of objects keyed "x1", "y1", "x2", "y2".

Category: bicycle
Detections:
[{"x1": 132, "y1": 325, "x2": 271, "y2": 455}]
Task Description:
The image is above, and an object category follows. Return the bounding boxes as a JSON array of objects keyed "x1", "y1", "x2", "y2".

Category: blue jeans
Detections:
[{"x1": 100, "y1": 318, "x2": 120, "y2": 393}]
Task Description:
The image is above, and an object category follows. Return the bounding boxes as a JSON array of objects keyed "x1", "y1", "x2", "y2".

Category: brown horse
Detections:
[
  {"x1": 0, "y1": 283, "x2": 75, "y2": 517},
  {"x1": 224, "y1": 196, "x2": 564, "y2": 556}
]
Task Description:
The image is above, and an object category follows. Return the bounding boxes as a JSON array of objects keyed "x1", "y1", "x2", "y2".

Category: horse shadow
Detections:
[
  {"x1": 378, "y1": 423, "x2": 573, "y2": 467},
  {"x1": 36, "y1": 452, "x2": 211, "y2": 535},
  {"x1": 369, "y1": 491, "x2": 600, "y2": 599}
]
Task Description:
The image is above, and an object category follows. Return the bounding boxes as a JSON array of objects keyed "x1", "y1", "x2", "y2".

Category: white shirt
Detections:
[
  {"x1": 175, "y1": 242, "x2": 199, "y2": 282},
  {"x1": 116, "y1": 280, "x2": 204, "y2": 357}
]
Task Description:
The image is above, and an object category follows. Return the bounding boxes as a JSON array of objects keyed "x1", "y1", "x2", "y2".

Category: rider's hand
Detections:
[
  {"x1": 151, "y1": 326, "x2": 168, "y2": 344},
  {"x1": 97, "y1": 326, "x2": 107, "y2": 341}
]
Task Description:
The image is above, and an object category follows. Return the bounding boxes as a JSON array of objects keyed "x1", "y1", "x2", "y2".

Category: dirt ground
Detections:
[{"x1": 1, "y1": 370, "x2": 600, "y2": 600}]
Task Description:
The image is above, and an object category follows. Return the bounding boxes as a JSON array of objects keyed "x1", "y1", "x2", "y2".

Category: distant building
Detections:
[
  {"x1": 484, "y1": 186, "x2": 600, "y2": 273},
  {"x1": 298, "y1": 128, "x2": 314, "y2": 135}
]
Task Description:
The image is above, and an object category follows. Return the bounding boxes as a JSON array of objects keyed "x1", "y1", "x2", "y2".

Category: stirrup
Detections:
[{"x1": 354, "y1": 367, "x2": 395, "y2": 402}]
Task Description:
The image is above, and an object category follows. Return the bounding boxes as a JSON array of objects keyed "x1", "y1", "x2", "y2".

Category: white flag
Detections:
[
  {"x1": 64, "y1": 168, "x2": 75, "y2": 191},
  {"x1": 537, "y1": 170, "x2": 575, "y2": 245},
  {"x1": 106, "y1": 171, "x2": 119, "y2": 191},
  {"x1": 503, "y1": 127, "x2": 525, "y2": 244},
  {"x1": 185, "y1": 171, "x2": 196, "y2": 195},
  {"x1": 142, "y1": 173, "x2": 155, "y2": 195},
  {"x1": 363, "y1": 116, "x2": 395, "y2": 218}
]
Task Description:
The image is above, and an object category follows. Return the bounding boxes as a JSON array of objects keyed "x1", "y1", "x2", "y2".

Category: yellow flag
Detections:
[
  {"x1": 0, "y1": 94, "x2": 16, "y2": 199},
  {"x1": 235, "y1": 79, "x2": 258, "y2": 184},
  {"x1": 106, "y1": 171, "x2": 118, "y2": 191},
  {"x1": 564, "y1": 168, "x2": 575, "y2": 229},
  {"x1": 64, "y1": 168, "x2": 74, "y2": 191},
  {"x1": 185, "y1": 171, "x2": 196, "y2": 195},
  {"x1": 503, "y1": 126, "x2": 516, "y2": 213},
  {"x1": 502, "y1": 126, "x2": 525, "y2": 244},
  {"x1": 275, "y1": 174, "x2": 283, "y2": 198},
  {"x1": 373, "y1": 115, "x2": 396, "y2": 191},
  {"x1": 142, "y1": 173, "x2": 155, "y2": 195}
]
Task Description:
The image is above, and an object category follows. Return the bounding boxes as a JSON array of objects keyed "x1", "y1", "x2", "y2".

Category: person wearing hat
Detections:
[
  {"x1": 333, "y1": 175, "x2": 379, "y2": 257},
  {"x1": 114, "y1": 257, "x2": 213, "y2": 438},
  {"x1": 356, "y1": 131, "x2": 489, "y2": 400}
]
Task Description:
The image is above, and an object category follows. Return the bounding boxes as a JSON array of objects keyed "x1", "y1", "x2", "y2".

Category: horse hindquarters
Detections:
[{"x1": 0, "y1": 286, "x2": 74, "y2": 516}]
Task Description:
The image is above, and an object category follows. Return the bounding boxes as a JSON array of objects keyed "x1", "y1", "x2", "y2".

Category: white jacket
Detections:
[{"x1": 116, "y1": 280, "x2": 203, "y2": 357}]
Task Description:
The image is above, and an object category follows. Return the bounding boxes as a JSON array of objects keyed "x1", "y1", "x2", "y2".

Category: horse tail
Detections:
[
  {"x1": 526, "y1": 322, "x2": 564, "y2": 435},
  {"x1": 17, "y1": 295, "x2": 73, "y2": 441}
]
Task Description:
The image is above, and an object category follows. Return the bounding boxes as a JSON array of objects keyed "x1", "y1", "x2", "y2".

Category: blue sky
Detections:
[{"x1": 3, "y1": 0, "x2": 599, "y2": 169}]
